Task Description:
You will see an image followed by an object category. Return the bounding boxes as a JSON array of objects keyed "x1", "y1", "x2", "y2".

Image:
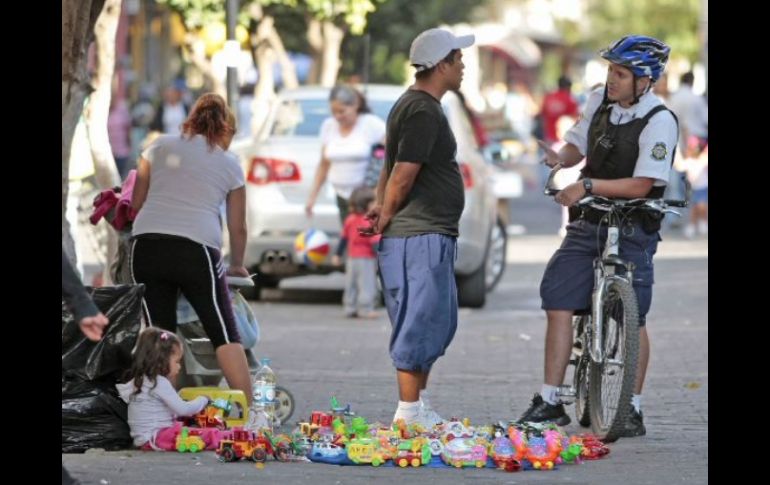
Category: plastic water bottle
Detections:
[{"x1": 251, "y1": 358, "x2": 277, "y2": 430}]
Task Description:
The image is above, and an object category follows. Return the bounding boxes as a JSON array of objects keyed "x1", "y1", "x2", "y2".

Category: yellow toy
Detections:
[
  {"x1": 176, "y1": 427, "x2": 206, "y2": 453},
  {"x1": 179, "y1": 387, "x2": 249, "y2": 427},
  {"x1": 347, "y1": 438, "x2": 386, "y2": 466}
]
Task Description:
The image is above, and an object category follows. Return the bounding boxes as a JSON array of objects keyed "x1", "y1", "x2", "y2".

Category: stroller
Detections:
[
  {"x1": 89, "y1": 172, "x2": 295, "y2": 426},
  {"x1": 175, "y1": 276, "x2": 295, "y2": 425}
]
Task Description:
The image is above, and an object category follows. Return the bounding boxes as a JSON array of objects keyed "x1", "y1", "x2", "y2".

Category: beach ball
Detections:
[{"x1": 294, "y1": 228, "x2": 330, "y2": 265}]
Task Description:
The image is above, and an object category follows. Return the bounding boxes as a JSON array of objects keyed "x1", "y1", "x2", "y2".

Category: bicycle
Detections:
[{"x1": 544, "y1": 167, "x2": 686, "y2": 442}]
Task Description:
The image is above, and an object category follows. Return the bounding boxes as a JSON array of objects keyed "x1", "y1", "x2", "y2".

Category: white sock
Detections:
[
  {"x1": 393, "y1": 400, "x2": 420, "y2": 421},
  {"x1": 419, "y1": 390, "x2": 432, "y2": 409},
  {"x1": 541, "y1": 384, "x2": 559, "y2": 405},
  {"x1": 632, "y1": 394, "x2": 642, "y2": 413}
]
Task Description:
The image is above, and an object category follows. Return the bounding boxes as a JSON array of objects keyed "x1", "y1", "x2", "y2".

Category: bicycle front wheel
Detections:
[
  {"x1": 573, "y1": 316, "x2": 591, "y2": 427},
  {"x1": 588, "y1": 278, "x2": 640, "y2": 442}
]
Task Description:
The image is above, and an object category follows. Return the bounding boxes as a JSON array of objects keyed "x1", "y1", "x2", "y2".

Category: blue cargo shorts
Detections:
[
  {"x1": 540, "y1": 219, "x2": 660, "y2": 326},
  {"x1": 378, "y1": 234, "x2": 458, "y2": 372}
]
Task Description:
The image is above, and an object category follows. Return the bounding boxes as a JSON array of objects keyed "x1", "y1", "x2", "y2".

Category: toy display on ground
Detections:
[{"x1": 174, "y1": 393, "x2": 610, "y2": 472}]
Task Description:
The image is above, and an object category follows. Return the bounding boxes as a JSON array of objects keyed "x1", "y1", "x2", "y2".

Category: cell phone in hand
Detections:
[{"x1": 358, "y1": 225, "x2": 376, "y2": 237}]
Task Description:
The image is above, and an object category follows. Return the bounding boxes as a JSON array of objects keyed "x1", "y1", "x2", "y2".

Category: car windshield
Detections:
[{"x1": 271, "y1": 98, "x2": 395, "y2": 136}]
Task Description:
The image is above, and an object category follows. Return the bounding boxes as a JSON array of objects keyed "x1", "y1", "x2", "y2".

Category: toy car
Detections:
[
  {"x1": 441, "y1": 438, "x2": 488, "y2": 468},
  {"x1": 176, "y1": 427, "x2": 206, "y2": 453}
]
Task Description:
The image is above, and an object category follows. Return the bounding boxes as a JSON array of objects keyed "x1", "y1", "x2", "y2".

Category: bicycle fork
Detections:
[
  {"x1": 590, "y1": 224, "x2": 621, "y2": 364},
  {"x1": 590, "y1": 262, "x2": 608, "y2": 364}
]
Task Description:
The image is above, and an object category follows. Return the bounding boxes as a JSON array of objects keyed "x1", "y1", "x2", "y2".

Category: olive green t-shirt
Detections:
[{"x1": 383, "y1": 89, "x2": 465, "y2": 237}]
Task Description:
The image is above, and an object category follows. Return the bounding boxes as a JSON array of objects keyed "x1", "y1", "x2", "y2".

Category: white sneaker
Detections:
[
  {"x1": 392, "y1": 408, "x2": 419, "y2": 426},
  {"x1": 419, "y1": 406, "x2": 446, "y2": 428},
  {"x1": 392, "y1": 410, "x2": 442, "y2": 430}
]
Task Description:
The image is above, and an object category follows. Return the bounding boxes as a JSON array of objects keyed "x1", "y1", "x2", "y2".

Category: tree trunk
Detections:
[
  {"x1": 185, "y1": 33, "x2": 227, "y2": 98},
  {"x1": 250, "y1": 14, "x2": 277, "y2": 137},
  {"x1": 87, "y1": 0, "x2": 121, "y2": 190},
  {"x1": 320, "y1": 20, "x2": 344, "y2": 87},
  {"x1": 306, "y1": 17, "x2": 323, "y2": 85},
  {"x1": 246, "y1": 4, "x2": 298, "y2": 136},
  {"x1": 306, "y1": 18, "x2": 344, "y2": 87},
  {"x1": 62, "y1": 0, "x2": 106, "y2": 267},
  {"x1": 251, "y1": 49, "x2": 276, "y2": 137},
  {"x1": 267, "y1": 25, "x2": 299, "y2": 90},
  {"x1": 86, "y1": 0, "x2": 122, "y2": 285}
]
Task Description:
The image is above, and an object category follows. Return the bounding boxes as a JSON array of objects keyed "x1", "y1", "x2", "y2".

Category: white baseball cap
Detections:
[{"x1": 409, "y1": 28, "x2": 475, "y2": 72}]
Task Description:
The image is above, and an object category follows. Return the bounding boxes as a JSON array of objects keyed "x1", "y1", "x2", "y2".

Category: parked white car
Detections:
[{"x1": 231, "y1": 85, "x2": 507, "y2": 307}]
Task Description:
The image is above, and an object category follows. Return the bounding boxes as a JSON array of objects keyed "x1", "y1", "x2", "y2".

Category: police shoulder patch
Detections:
[{"x1": 651, "y1": 142, "x2": 668, "y2": 161}]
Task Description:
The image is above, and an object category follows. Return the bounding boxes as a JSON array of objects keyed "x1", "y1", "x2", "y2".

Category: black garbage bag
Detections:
[
  {"x1": 62, "y1": 284, "x2": 144, "y2": 381},
  {"x1": 62, "y1": 284, "x2": 144, "y2": 453},
  {"x1": 61, "y1": 378, "x2": 133, "y2": 453}
]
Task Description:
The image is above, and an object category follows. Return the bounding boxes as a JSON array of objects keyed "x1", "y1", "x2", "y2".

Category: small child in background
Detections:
[
  {"x1": 333, "y1": 186, "x2": 381, "y2": 318},
  {"x1": 675, "y1": 137, "x2": 708, "y2": 238},
  {"x1": 116, "y1": 328, "x2": 222, "y2": 450}
]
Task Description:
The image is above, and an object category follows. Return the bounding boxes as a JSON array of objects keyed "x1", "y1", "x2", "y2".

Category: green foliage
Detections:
[
  {"x1": 584, "y1": 0, "x2": 702, "y2": 62},
  {"x1": 304, "y1": 0, "x2": 385, "y2": 35},
  {"x1": 158, "y1": 0, "x2": 384, "y2": 36},
  {"x1": 340, "y1": 0, "x2": 490, "y2": 83},
  {"x1": 156, "y1": 0, "x2": 225, "y2": 29}
]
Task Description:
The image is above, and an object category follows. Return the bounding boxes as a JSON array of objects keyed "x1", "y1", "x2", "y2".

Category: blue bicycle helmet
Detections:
[{"x1": 599, "y1": 35, "x2": 670, "y2": 82}]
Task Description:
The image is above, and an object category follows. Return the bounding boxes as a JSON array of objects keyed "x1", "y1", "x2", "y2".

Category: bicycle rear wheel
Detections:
[{"x1": 588, "y1": 279, "x2": 639, "y2": 442}]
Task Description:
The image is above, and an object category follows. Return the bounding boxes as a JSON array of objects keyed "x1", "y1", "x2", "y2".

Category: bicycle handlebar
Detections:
[
  {"x1": 543, "y1": 166, "x2": 688, "y2": 212},
  {"x1": 226, "y1": 275, "x2": 255, "y2": 287}
]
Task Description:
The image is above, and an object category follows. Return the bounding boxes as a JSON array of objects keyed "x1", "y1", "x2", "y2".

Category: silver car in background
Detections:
[{"x1": 231, "y1": 85, "x2": 506, "y2": 307}]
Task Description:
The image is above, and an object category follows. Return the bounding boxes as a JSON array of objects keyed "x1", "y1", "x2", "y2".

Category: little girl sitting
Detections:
[{"x1": 117, "y1": 327, "x2": 222, "y2": 450}]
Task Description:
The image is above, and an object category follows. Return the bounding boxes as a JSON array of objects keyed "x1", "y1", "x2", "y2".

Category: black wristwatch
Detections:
[{"x1": 582, "y1": 177, "x2": 593, "y2": 194}]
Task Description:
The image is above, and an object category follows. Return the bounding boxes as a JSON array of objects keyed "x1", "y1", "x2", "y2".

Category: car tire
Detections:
[
  {"x1": 456, "y1": 262, "x2": 486, "y2": 308},
  {"x1": 485, "y1": 218, "x2": 507, "y2": 292}
]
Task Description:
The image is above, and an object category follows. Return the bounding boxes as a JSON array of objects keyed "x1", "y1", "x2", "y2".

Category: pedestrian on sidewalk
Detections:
[{"x1": 361, "y1": 28, "x2": 475, "y2": 430}]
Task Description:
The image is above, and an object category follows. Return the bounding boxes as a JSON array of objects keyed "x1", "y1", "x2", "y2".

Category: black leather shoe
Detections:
[
  {"x1": 516, "y1": 393, "x2": 571, "y2": 426},
  {"x1": 619, "y1": 408, "x2": 646, "y2": 437}
]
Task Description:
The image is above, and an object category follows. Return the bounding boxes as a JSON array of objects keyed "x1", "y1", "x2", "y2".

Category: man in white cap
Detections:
[{"x1": 360, "y1": 28, "x2": 474, "y2": 429}]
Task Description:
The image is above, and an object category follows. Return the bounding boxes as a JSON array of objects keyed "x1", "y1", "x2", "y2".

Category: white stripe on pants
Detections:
[{"x1": 344, "y1": 257, "x2": 378, "y2": 314}]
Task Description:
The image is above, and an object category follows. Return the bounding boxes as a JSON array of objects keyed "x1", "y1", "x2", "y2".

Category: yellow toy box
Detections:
[{"x1": 178, "y1": 387, "x2": 249, "y2": 427}]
